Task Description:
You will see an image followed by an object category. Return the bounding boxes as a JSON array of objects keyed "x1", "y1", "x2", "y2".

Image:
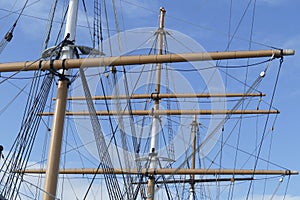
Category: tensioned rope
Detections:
[
  {"x1": 43, "y1": 0, "x2": 59, "y2": 50},
  {"x1": 245, "y1": 55, "x2": 284, "y2": 200},
  {"x1": 0, "y1": 73, "x2": 54, "y2": 199},
  {"x1": 161, "y1": 56, "x2": 275, "y2": 187},
  {"x1": 79, "y1": 67, "x2": 123, "y2": 200},
  {"x1": 0, "y1": 0, "x2": 30, "y2": 55},
  {"x1": 229, "y1": 0, "x2": 257, "y2": 198}
]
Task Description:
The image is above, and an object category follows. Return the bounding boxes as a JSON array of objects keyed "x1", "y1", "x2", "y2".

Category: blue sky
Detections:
[{"x1": 0, "y1": 0, "x2": 299, "y2": 199}]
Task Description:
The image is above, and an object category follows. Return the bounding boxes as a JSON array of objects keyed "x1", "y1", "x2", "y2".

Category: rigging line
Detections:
[
  {"x1": 81, "y1": 0, "x2": 93, "y2": 45},
  {"x1": 103, "y1": 0, "x2": 113, "y2": 56},
  {"x1": 121, "y1": 66, "x2": 144, "y2": 196},
  {"x1": 122, "y1": 67, "x2": 141, "y2": 156},
  {"x1": 270, "y1": 177, "x2": 283, "y2": 200},
  {"x1": 112, "y1": 72, "x2": 134, "y2": 199},
  {"x1": 0, "y1": 57, "x2": 44, "y2": 85},
  {"x1": 166, "y1": 68, "x2": 266, "y2": 182},
  {"x1": 231, "y1": 0, "x2": 258, "y2": 189},
  {"x1": 111, "y1": 0, "x2": 123, "y2": 53},
  {"x1": 0, "y1": 73, "x2": 49, "y2": 79},
  {"x1": 156, "y1": 161, "x2": 172, "y2": 200},
  {"x1": 0, "y1": 73, "x2": 53, "y2": 199},
  {"x1": 0, "y1": 83, "x2": 27, "y2": 115},
  {"x1": 119, "y1": 0, "x2": 126, "y2": 36},
  {"x1": 14, "y1": 75, "x2": 52, "y2": 197},
  {"x1": 27, "y1": 138, "x2": 99, "y2": 169},
  {"x1": 258, "y1": 98, "x2": 279, "y2": 110},
  {"x1": 225, "y1": 0, "x2": 233, "y2": 90},
  {"x1": 237, "y1": 128, "x2": 279, "y2": 173},
  {"x1": 158, "y1": 120, "x2": 172, "y2": 161},
  {"x1": 207, "y1": 96, "x2": 261, "y2": 172},
  {"x1": 223, "y1": 0, "x2": 253, "y2": 53},
  {"x1": 138, "y1": 53, "x2": 158, "y2": 151},
  {"x1": 0, "y1": 0, "x2": 33, "y2": 21},
  {"x1": 23, "y1": 181, "x2": 35, "y2": 199},
  {"x1": 113, "y1": 47, "x2": 158, "y2": 154},
  {"x1": 0, "y1": 71, "x2": 40, "y2": 173},
  {"x1": 246, "y1": 57, "x2": 284, "y2": 199},
  {"x1": 107, "y1": 58, "x2": 273, "y2": 74},
  {"x1": 43, "y1": 0, "x2": 58, "y2": 50},
  {"x1": 80, "y1": 68, "x2": 123, "y2": 200},
  {"x1": 167, "y1": 31, "x2": 197, "y2": 53},
  {"x1": 121, "y1": 0, "x2": 281, "y2": 50},
  {"x1": 35, "y1": 119, "x2": 51, "y2": 200},
  {"x1": 164, "y1": 37, "x2": 176, "y2": 162},
  {"x1": 263, "y1": 124, "x2": 274, "y2": 197},
  {"x1": 219, "y1": 68, "x2": 261, "y2": 94},
  {"x1": 282, "y1": 175, "x2": 291, "y2": 200},
  {"x1": 0, "y1": 0, "x2": 31, "y2": 55},
  {"x1": 54, "y1": 5, "x2": 69, "y2": 45},
  {"x1": 67, "y1": 116, "x2": 94, "y2": 169},
  {"x1": 12, "y1": 176, "x2": 58, "y2": 200},
  {"x1": 224, "y1": 135, "x2": 288, "y2": 170},
  {"x1": 66, "y1": 176, "x2": 80, "y2": 199},
  {"x1": 0, "y1": 7, "x2": 115, "y2": 31},
  {"x1": 100, "y1": 74, "x2": 133, "y2": 199},
  {"x1": 0, "y1": 0, "x2": 18, "y2": 22}
]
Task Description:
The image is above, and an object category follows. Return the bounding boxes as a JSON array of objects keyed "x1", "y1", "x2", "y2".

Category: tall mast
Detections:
[
  {"x1": 42, "y1": 0, "x2": 78, "y2": 200},
  {"x1": 190, "y1": 115, "x2": 197, "y2": 200},
  {"x1": 147, "y1": 7, "x2": 166, "y2": 200}
]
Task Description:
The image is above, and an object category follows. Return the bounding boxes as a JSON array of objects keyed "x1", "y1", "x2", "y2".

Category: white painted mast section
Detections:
[
  {"x1": 60, "y1": 0, "x2": 78, "y2": 61},
  {"x1": 147, "y1": 7, "x2": 166, "y2": 200},
  {"x1": 190, "y1": 115, "x2": 197, "y2": 200},
  {"x1": 42, "y1": 0, "x2": 78, "y2": 200}
]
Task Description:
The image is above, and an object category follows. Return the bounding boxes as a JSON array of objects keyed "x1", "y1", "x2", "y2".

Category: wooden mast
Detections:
[
  {"x1": 147, "y1": 7, "x2": 166, "y2": 200},
  {"x1": 42, "y1": 0, "x2": 78, "y2": 200}
]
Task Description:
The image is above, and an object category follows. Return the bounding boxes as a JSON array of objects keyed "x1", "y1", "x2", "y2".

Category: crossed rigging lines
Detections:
[
  {"x1": 0, "y1": 0, "x2": 292, "y2": 199},
  {"x1": 0, "y1": 73, "x2": 54, "y2": 199}
]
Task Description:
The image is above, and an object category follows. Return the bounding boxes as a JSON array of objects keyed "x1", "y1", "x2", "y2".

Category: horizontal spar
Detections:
[
  {"x1": 131, "y1": 177, "x2": 254, "y2": 184},
  {"x1": 66, "y1": 93, "x2": 265, "y2": 100},
  {"x1": 19, "y1": 168, "x2": 298, "y2": 175},
  {"x1": 40, "y1": 109, "x2": 280, "y2": 116},
  {"x1": 0, "y1": 49, "x2": 294, "y2": 72}
]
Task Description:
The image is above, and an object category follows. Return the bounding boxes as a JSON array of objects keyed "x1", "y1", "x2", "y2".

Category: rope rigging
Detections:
[
  {"x1": 79, "y1": 67, "x2": 123, "y2": 200},
  {"x1": 93, "y1": 0, "x2": 103, "y2": 50},
  {"x1": 0, "y1": 1, "x2": 295, "y2": 199},
  {"x1": 245, "y1": 55, "x2": 285, "y2": 199},
  {"x1": 43, "y1": 0, "x2": 59, "y2": 50},
  {"x1": 0, "y1": 72, "x2": 54, "y2": 200},
  {"x1": 0, "y1": 0, "x2": 30, "y2": 55}
]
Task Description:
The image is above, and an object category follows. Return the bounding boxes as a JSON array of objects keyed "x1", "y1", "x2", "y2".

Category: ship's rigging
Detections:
[{"x1": 0, "y1": 0, "x2": 298, "y2": 199}]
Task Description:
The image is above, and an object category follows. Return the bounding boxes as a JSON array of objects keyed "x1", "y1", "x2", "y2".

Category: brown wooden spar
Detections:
[
  {"x1": 66, "y1": 93, "x2": 265, "y2": 100},
  {"x1": 40, "y1": 109, "x2": 280, "y2": 116},
  {"x1": 19, "y1": 168, "x2": 298, "y2": 175},
  {"x1": 0, "y1": 49, "x2": 294, "y2": 73}
]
